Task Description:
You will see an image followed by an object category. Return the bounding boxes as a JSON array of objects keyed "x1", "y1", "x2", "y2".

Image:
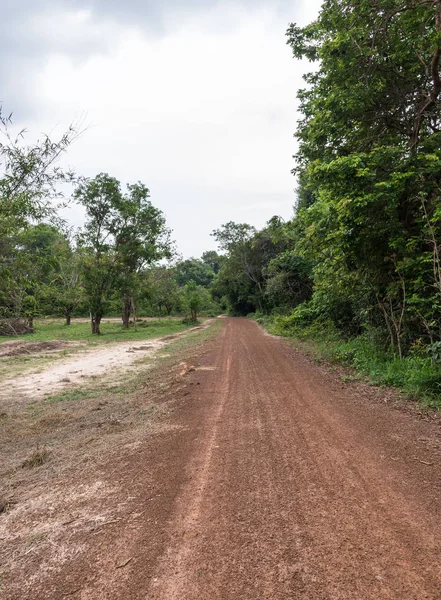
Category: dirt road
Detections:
[{"x1": 4, "y1": 318, "x2": 441, "y2": 599}]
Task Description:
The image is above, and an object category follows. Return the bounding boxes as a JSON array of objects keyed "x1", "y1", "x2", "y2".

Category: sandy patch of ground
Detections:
[
  {"x1": 1, "y1": 324, "x2": 210, "y2": 407},
  {"x1": 0, "y1": 321, "x2": 221, "y2": 599},
  {"x1": 1, "y1": 340, "x2": 165, "y2": 404}
]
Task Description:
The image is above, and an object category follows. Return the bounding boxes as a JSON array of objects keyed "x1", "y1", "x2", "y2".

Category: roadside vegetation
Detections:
[
  {"x1": 259, "y1": 315, "x2": 441, "y2": 408},
  {"x1": 207, "y1": 1, "x2": 441, "y2": 408}
]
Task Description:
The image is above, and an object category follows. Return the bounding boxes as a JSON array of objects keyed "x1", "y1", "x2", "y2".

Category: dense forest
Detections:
[{"x1": 1, "y1": 0, "x2": 441, "y2": 402}]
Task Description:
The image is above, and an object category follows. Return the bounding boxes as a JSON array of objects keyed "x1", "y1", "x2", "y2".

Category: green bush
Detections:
[{"x1": 272, "y1": 303, "x2": 320, "y2": 336}]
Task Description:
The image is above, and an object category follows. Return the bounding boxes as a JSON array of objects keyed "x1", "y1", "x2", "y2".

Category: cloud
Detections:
[
  {"x1": 1, "y1": 0, "x2": 322, "y2": 256},
  {"x1": 1, "y1": 0, "x2": 317, "y2": 115},
  {"x1": 1, "y1": 5, "x2": 130, "y2": 118}
]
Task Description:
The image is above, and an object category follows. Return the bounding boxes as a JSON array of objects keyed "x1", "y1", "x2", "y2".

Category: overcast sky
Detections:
[{"x1": 2, "y1": 0, "x2": 322, "y2": 257}]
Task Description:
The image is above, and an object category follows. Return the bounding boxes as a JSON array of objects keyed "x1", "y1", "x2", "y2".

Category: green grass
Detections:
[
  {"x1": 264, "y1": 315, "x2": 441, "y2": 409},
  {"x1": 0, "y1": 317, "x2": 195, "y2": 346},
  {"x1": 44, "y1": 388, "x2": 101, "y2": 404},
  {"x1": 157, "y1": 318, "x2": 221, "y2": 356}
]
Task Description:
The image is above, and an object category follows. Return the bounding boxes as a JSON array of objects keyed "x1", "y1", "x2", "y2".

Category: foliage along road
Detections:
[{"x1": 13, "y1": 318, "x2": 441, "y2": 599}]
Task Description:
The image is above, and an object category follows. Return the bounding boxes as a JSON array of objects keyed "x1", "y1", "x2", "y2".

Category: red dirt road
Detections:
[{"x1": 14, "y1": 318, "x2": 441, "y2": 599}]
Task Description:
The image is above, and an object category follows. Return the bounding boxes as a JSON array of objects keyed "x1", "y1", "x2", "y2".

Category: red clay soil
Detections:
[{"x1": 8, "y1": 318, "x2": 441, "y2": 599}]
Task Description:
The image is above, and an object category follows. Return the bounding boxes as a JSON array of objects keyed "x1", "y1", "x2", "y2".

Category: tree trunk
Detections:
[
  {"x1": 122, "y1": 296, "x2": 132, "y2": 329},
  {"x1": 376, "y1": 294, "x2": 395, "y2": 351},
  {"x1": 90, "y1": 313, "x2": 102, "y2": 335},
  {"x1": 27, "y1": 316, "x2": 34, "y2": 331},
  {"x1": 132, "y1": 298, "x2": 137, "y2": 332},
  {"x1": 65, "y1": 307, "x2": 72, "y2": 326}
]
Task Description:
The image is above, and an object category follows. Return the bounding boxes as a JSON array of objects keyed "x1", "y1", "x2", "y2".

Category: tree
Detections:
[
  {"x1": 0, "y1": 108, "x2": 79, "y2": 242},
  {"x1": 211, "y1": 222, "x2": 263, "y2": 311},
  {"x1": 113, "y1": 182, "x2": 172, "y2": 328},
  {"x1": 175, "y1": 258, "x2": 215, "y2": 288},
  {"x1": 183, "y1": 280, "x2": 203, "y2": 322},
  {"x1": 147, "y1": 266, "x2": 181, "y2": 316},
  {"x1": 265, "y1": 251, "x2": 313, "y2": 311},
  {"x1": 75, "y1": 173, "x2": 172, "y2": 333},
  {"x1": 285, "y1": 0, "x2": 441, "y2": 349},
  {"x1": 0, "y1": 224, "x2": 71, "y2": 329},
  {"x1": 75, "y1": 174, "x2": 121, "y2": 334},
  {"x1": 212, "y1": 220, "x2": 289, "y2": 313},
  {"x1": 51, "y1": 246, "x2": 84, "y2": 326},
  {"x1": 287, "y1": 1, "x2": 441, "y2": 161},
  {"x1": 0, "y1": 109, "x2": 80, "y2": 333},
  {"x1": 201, "y1": 250, "x2": 224, "y2": 274}
]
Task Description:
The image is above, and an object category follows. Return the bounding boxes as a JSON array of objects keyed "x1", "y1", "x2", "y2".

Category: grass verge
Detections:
[{"x1": 0, "y1": 317, "x2": 194, "y2": 346}]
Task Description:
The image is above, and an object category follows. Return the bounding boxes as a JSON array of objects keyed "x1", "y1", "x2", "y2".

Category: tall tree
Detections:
[
  {"x1": 0, "y1": 109, "x2": 80, "y2": 333},
  {"x1": 211, "y1": 220, "x2": 290, "y2": 314},
  {"x1": 75, "y1": 174, "x2": 121, "y2": 334},
  {"x1": 201, "y1": 250, "x2": 224, "y2": 274},
  {"x1": 51, "y1": 244, "x2": 84, "y2": 326},
  {"x1": 0, "y1": 108, "x2": 79, "y2": 242},
  {"x1": 175, "y1": 258, "x2": 215, "y2": 288},
  {"x1": 286, "y1": 0, "x2": 441, "y2": 349},
  {"x1": 147, "y1": 266, "x2": 181, "y2": 316},
  {"x1": 0, "y1": 224, "x2": 71, "y2": 329},
  {"x1": 75, "y1": 173, "x2": 172, "y2": 333},
  {"x1": 113, "y1": 182, "x2": 172, "y2": 328}
]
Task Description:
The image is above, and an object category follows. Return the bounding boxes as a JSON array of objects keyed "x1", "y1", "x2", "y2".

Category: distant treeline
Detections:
[{"x1": 0, "y1": 121, "x2": 219, "y2": 334}]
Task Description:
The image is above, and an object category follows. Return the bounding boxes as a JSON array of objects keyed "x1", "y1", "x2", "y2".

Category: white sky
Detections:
[{"x1": 3, "y1": 0, "x2": 322, "y2": 257}]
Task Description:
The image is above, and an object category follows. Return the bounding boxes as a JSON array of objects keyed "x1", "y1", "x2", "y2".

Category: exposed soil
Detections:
[
  {"x1": 2, "y1": 318, "x2": 441, "y2": 599},
  {"x1": 0, "y1": 322, "x2": 220, "y2": 597},
  {"x1": 0, "y1": 340, "x2": 75, "y2": 358},
  {"x1": 1, "y1": 340, "x2": 165, "y2": 404},
  {"x1": 0, "y1": 324, "x2": 210, "y2": 405}
]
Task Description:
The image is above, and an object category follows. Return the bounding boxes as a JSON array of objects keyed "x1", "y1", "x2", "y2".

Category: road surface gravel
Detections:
[{"x1": 13, "y1": 318, "x2": 441, "y2": 599}]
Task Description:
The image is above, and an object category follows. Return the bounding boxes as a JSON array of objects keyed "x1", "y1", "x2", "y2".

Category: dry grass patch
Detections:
[
  {"x1": 30, "y1": 412, "x2": 73, "y2": 433},
  {"x1": 21, "y1": 447, "x2": 50, "y2": 469}
]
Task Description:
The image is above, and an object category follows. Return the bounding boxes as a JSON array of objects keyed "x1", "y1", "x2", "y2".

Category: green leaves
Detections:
[
  {"x1": 288, "y1": 0, "x2": 441, "y2": 164},
  {"x1": 0, "y1": 110, "x2": 80, "y2": 242},
  {"x1": 282, "y1": 0, "x2": 441, "y2": 352},
  {"x1": 74, "y1": 173, "x2": 173, "y2": 332}
]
